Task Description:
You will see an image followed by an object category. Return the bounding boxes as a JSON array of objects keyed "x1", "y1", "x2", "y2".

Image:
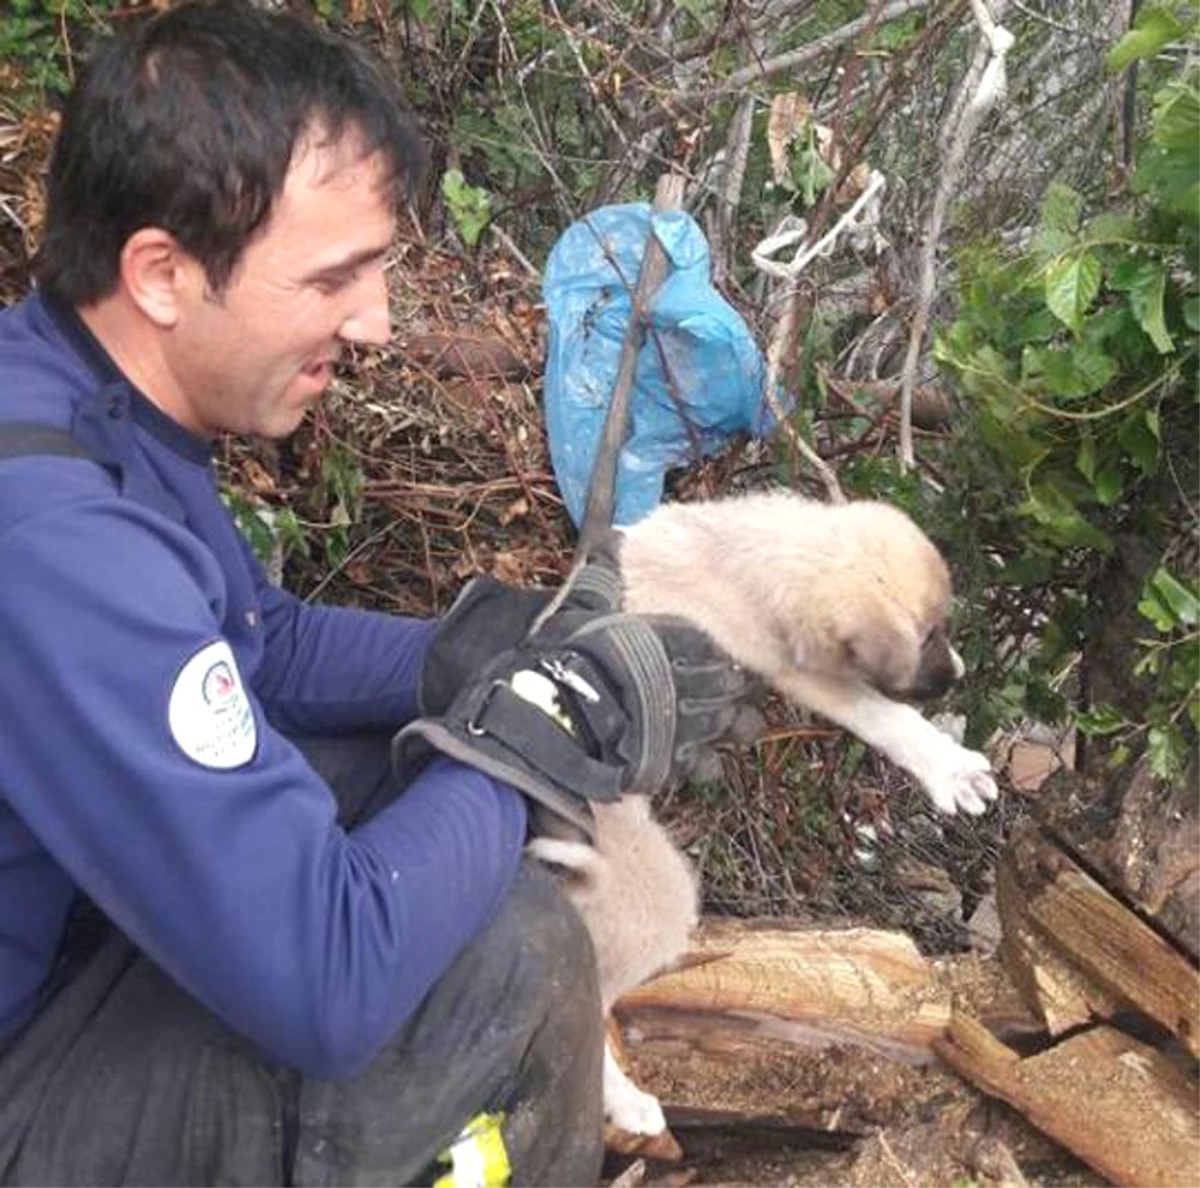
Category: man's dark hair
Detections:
[{"x1": 35, "y1": 0, "x2": 426, "y2": 304}]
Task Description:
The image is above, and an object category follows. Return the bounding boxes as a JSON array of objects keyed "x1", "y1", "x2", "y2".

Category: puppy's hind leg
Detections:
[
  {"x1": 529, "y1": 798, "x2": 699, "y2": 1136},
  {"x1": 604, "y1": 1042, "x2": 666, "y2": 1136}
]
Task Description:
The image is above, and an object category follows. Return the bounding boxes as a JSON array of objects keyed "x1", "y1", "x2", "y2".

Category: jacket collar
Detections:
[{"x1": 41, "y1": 291, "x2": 212, "y2": 466}]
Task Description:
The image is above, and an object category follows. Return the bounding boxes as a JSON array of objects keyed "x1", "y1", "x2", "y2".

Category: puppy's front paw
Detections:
[{"x1": 922, "y1": 740, "x2": 997, "y2": 815}]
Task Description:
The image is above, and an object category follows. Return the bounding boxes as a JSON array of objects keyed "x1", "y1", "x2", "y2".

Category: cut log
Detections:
[
  {"x1": 934, "y1": 1010, "x2": 1200, "y2": 1188},
  {"x1": 997, "y1": 820, "x2": 1200, "y2": 1057},
  {"x1": 610, "y1": 920, "x2": 959, "y2": 1139},
  {"x1": 613, "y1": 919, "x2": 951, "y2": 1066}
]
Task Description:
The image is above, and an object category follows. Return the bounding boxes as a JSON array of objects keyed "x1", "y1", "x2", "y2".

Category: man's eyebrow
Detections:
[{"x1": 301, "y1": 244, "x2": 390, "y2": 283}]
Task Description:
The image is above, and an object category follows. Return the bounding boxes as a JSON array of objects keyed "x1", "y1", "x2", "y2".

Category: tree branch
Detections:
[{"x1": 898, "y1": 0, "x2": 1013, "y2": 470}]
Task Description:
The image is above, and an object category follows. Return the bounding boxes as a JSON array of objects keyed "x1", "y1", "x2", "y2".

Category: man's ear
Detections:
[{"x1": 118, "y1": 228, "x2": 195, "y2": 329}]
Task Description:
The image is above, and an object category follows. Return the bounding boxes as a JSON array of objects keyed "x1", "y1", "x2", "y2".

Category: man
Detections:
[{"x1": 0, "y1": 2, "x2": 752, "y2": 1184}]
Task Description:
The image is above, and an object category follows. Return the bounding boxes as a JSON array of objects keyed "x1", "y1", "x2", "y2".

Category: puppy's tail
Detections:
[{"x1": 526, "y1": 836, "x2": 602, "y2": 878}]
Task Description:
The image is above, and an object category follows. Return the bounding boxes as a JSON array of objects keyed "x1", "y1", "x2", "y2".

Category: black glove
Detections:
[
  {"x1": 418, "y1": 576, "x2": 555, "y2": 717},
  {"x1": 394, "y1": 555, "x2": 754, "y2": 841}
]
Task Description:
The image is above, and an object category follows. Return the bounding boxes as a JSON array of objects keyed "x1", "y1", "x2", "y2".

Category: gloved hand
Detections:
[
  {"x1": 394, "y1": 552, "x2": 756, "y2": 842},
  {"x1": 416, "y1": 531, "x2": 628, "y2": 717},
  {"x1": 418, "y1": 576, "x2": 555, "y2": 717}
]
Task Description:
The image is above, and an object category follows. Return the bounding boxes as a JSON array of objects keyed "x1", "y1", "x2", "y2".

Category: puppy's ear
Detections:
[{"x1": 844, "y1": 611, "x2": 921, "y2": 696}]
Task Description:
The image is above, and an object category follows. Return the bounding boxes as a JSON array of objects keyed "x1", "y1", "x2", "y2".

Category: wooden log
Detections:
[
  {"x1": 1037, "y1": 756, "x2": 1200, "y2": 960},
  {"x1": 613, "y1": 919, "x2": 951, "y2": 1065},
  {"x1": 935, "y1": 1011, "x2": 1200, "y2": 1188},
  {"x1": 609, "y1": 921, "x2": 948, "y2": 1156},
  {"x1": 997, "y1": 820, "x2": 1200, "y2": 1057}
]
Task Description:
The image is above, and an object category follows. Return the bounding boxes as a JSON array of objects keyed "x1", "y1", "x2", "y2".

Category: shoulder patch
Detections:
[{"x1": 168, "y1": 640, "x2": 258, "y2": 769}]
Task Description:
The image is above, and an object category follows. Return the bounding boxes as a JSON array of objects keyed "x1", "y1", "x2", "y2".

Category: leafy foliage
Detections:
[
  {"x1": 933, "y1": 46, "x2": 1199, "y2": 782},
  {"x1": 441, "y1": 167, "x2": 492, "y2": 248},
  {"x1": 0, "y1": 0, "x2": 130, "y2": 104}
]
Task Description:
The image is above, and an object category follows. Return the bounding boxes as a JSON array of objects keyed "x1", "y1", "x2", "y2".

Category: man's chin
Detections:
[{"x1": 252, "y1": 404, "x2": 312, "y2": 440}]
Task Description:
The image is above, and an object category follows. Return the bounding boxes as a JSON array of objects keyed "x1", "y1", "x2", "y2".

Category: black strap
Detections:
[
  {"x1": 0, "y1": 422, "x2": 101, "y2": 463},
  {"x1": 0, "y1": 421, "x2": 124, "y2": 485}
]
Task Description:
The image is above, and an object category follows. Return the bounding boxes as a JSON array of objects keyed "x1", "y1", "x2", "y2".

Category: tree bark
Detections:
[{"x1": 996, "y1": 819, "x2": 1200, "y2": 1056}]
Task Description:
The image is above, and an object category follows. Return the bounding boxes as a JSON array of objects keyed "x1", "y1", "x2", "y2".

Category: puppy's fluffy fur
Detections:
[
  {"x1": 530, "y1": 795, "x2": 699, "y2": 1135},
  {"x1": 530, "y1": 491, "x2": 999, "y2": 1134}
]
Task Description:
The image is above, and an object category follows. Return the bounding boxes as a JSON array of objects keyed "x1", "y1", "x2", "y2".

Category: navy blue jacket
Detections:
[{"x1": 0, "y1": 291, "x2": 527, "y2": 1076}]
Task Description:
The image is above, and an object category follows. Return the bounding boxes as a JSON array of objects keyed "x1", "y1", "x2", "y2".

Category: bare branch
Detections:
[
  {"x1": 709, "y1": 31, "x2": 767, "y2": 286},
  {"x1": 640, "y1": 0, "x2": 946, "y2": 135},
  {"x1": 898, "y1": 0, "x2": 1014, "y2": 470}
]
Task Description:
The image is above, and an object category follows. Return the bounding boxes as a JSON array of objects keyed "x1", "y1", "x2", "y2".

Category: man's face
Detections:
[{"x1": 169, "y1": 133, "x2": 396, "y2": 439}]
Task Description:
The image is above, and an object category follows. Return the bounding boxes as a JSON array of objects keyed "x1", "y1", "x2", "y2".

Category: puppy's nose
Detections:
[
  {"x1": 909, "y1": 636, "x2": 962, "y2": 701},
  {"x1": 909, "y1": 666, "x2": 956, "y2": 702}
]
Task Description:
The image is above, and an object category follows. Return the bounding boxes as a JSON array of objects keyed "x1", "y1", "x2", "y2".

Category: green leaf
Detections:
[
  {"x1": 1151, "y1": 70, "x2": 1200, "y2": 151},
  {"x1": 1025, "y1": 343, "x2": 1117, "y2": 399},
  {"x1": 1138, "y1": 591, "x2": 1177, "y2": 632},
  {"x1": 998, "y1": 554, "x2": 1056, "y2": 586},
  {"x1": 1045, "y1": 252, "x2": 1101, "y2": 333},
  {"x1": 1128, "y1": 265, "x2": 1175, "y2": 353},
  {"x1": 1032, "y1": 225, "x2": 1077, "y2": 263},
  {"x1": 1075, "y1": 703, "x2": 1128, "y2": 736},
  {"x1": 1020, "y1": 484, "x2": 1113, "y2": 550},
  {"x1": 1076, "y1": 434, "x2": 1097, "y2": 482},
  {"x1": 221, "y1": 491, "x2": 277, "y2": 566},
  {"x1": 441, "y1": 167, "x2": 492, "y2": 249},
  {"x1": 1119, "y1": 409, "x2": 1161, "y2": 474},
  {"x1": 788, "y1": 145, "x2": 835, "y2": 209},
  {"x1": 1086, "y1": 211, "x2": 1137, "y2": 243},
  {"x1": 1093, "y1": 458, "x2": 1124, "y2": 505},
  {"x1": 1107, "y1": 5, "x2": 1187, "y2": 73},
  {"x1": 1040, "y1": 182, "x2": 1084, "y2": 234},
  {"x1": 272, "y1": 508, "x2": 311, "y2": 561},
  {"x1": 1137, "y1": 152, "x2": 1200, "y2": 222},
  {"x1": 1185, "y1": 295, "x2": 1200, "y2": 331},
  {"x1": 1147, "y1": 724, "x2": 1186, "y2": 781},
  {"x1": 1108, "y1": 742, "x2": 1134, "y2": 770},
  {"x1": 1149, "y1": 566, "x2": 1200, "y2": 626}
]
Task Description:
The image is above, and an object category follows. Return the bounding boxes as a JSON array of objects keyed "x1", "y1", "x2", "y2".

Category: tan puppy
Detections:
[
  {"x1": 530, "y1": 490, "x2": 998, "y2": 1135},
  {"x1": 619, "y1": 491, "x2": 996, "y2": 817},
  {"x1": 530, "y1": 795, "x2": 698, "y2": 1135}
]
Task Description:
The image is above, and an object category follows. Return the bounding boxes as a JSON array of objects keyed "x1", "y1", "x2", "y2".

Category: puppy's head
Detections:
[
  {"x1": 847, "y1": 612, "x2": 963, "y2": 701},
  {"x1": 830, "y1": 504, "x2": 964, "y2": 701}
]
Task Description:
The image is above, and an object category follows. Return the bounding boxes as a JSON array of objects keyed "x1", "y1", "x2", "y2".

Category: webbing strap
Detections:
[
  {"x1": 0, "y1": 421, "x2": 124, "y2": 485},
  {"x1": 0, "y1": 421, "x2": 99, "y2": 462}
]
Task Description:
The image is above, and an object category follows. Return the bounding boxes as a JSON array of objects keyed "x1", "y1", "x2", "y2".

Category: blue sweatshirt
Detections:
[{"x1": 0, "y1": 291, "x2": 527, "y2": 1076}]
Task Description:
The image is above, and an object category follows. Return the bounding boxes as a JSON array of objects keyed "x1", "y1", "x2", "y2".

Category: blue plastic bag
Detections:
[{"x1": 543, "y1": 203, "x2": 770, "y2": 528}]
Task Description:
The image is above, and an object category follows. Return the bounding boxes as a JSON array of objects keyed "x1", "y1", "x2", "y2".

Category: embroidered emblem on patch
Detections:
[{"x1": 168, "y1": 640, "x2": 257, "y2": 769}]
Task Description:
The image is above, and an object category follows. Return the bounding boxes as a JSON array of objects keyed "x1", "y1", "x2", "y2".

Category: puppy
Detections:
[
  {"x1": 618, "y1": 491, "x2": 996, "y2": 817},
  {"x1": 530, "y1": 794, "x2": 698, "y2": 1136},
  {"x1": 530, "y1": 490, "x2": 998, "y2": 1135}
]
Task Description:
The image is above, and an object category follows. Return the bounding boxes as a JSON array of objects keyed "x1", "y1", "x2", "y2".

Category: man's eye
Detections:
[{"x1": 314, "y1": 269, "x2": 355, "y2": 293}]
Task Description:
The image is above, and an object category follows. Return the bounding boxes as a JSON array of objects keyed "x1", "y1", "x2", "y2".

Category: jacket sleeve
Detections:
[
  {"x1": 238, "y1": 530, "x2": 436, "y2": 734},
  {"x1": 0, "y1": 496, "x2": 528, "y2": 1079}
]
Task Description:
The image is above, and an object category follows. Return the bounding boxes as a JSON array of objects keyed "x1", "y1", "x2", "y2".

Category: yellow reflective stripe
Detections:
[{"x1": 432, "y1": 1112, "x2": 511, "y2": 1188}]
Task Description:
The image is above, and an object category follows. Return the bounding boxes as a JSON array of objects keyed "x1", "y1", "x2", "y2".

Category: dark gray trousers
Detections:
[{"x1": 0, "y1": 733, "x2": 605, "y2": 1187}]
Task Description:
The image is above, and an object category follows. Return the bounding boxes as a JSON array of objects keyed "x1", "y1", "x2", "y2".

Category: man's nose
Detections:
[{"x1": 339, "y1": 266, "x2": 391, "y2": 346}]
